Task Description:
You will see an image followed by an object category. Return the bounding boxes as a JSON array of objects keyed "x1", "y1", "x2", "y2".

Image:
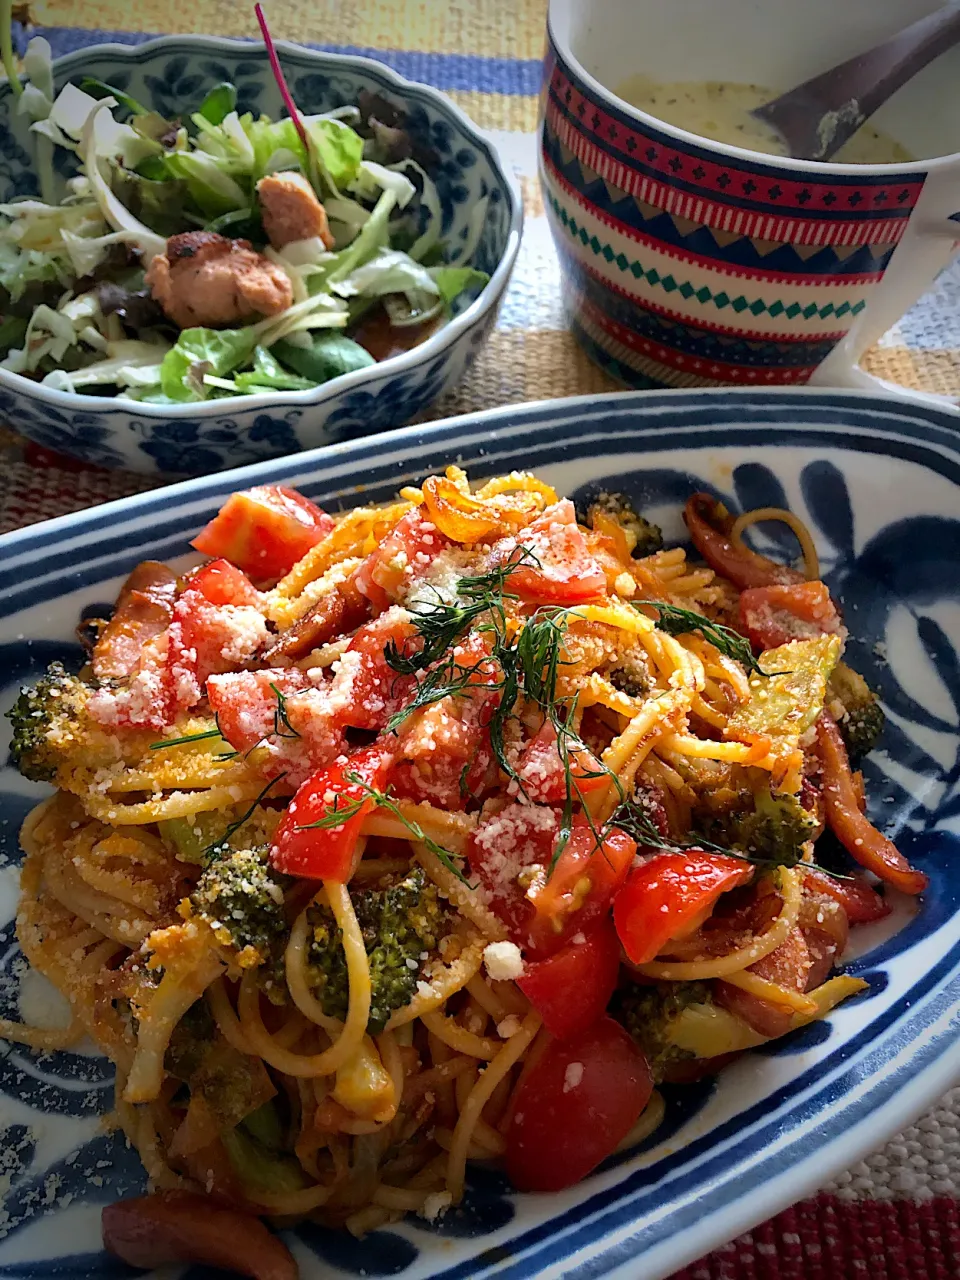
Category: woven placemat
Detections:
[{"x1": 2, "y1": 3, "x2": 959, "y2": 1276}]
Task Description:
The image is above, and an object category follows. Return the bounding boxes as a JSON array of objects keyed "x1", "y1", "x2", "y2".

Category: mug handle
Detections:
[{"x1": 810, "y1": 212, "x2": 960, "y2": 409}]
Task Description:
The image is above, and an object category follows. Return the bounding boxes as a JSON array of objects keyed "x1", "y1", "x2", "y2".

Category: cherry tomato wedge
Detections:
[
  {"x1": 354, "y1": 509, "x2": 451, "y2": 608},
  {"x1": 208, "y1": 668, "x2": 308, "y2": 753},
  {"x1": 270, "y1": 744, "x2": 394, "y2": 880},
  {"x1": 187, "y1": 557, "x2": 260, "y2": 607},
  {"x1": 504, "y1": 1016, "x2": 653, "y2": 1192},
  {"x1": 684, "y1": 493, "x2": 804, "y2": 591},
  {"x1": 817, "y1": 711, "x2": 928, "y2": 895},
  {"x1": 526, "y1": 823, "x2": 636, "y2": 956},
  {"x1": 738, "y1": 581, "x2": 843, "y2": 651},
  {"x1": 515, "y1": 721, "x2": 607, "y2": 804},
  {"x1": 336, "y1": 615, "x2": 419, "y2": 732},
  {"x1": 614, "y1": 852, "x2": 753, "y2": 965},
  {"x1": 802, "y1": 865, "x2": 890, "y2": 924},
  {"x1": 102, "y1": 1192, "x2": 297, "y2": 1280},
  {"x1": 499, "y1": 499, "x2": 606, "y2": 605},
  {"x1": 518, "y1": 920, "x2": 622, "y2": 1040},
  {"x1": 192, "y1": 485, "x2": 334, "y2": 582},
  {"x1": 469, "y1": 810, "x2": 636, "y2": 958}
]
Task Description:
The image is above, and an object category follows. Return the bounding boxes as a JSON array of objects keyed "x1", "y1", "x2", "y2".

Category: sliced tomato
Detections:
[
  {"x1": 515, "y1": 720, "x2": 607, "y2": 805},
  {"x1": 336, "y1": 614, "x2": 419, "y2": 731},
  {"x1": 738, "y1": 581, "x2": 843, "y2": 651},
  {"x1": 102, "y1": 1192, "x2": 297, "y2": 1280},
  {"x1": 613, "y1": 852, "x2": 754, "y2": 966},
  {"x1": 192, "y1": 485, "x2": 334, "y2": 582},
  {"x1": 496, "y1": 499, "x2": 606, "y2": 605},
  {"x1": 817, "y1": 711, "x2": 928, "y2": 896},
  {"x1": 167, "y1": 561, "x2": 267, "y2": 712},
  {"x1": 468, "y1": 808, "x2": 635, "y2": 958},
  {"x1": 207, "y1": 668, "x2": 308, "y2": 753},
  {"x1": 518, "y1": 920, "x2": 622, "y2": 1040},
  {"x1": 393, "y1": 634, "x2": 499, "y2": 808},
  {"x1": 803, "y1": 865, "x2": 890, "y2": 925},
  {"x1": 186, "y1": 558, "x2": 260, "y2": 607},
  {"x1": 354, "y1": 509, "x2": 452, "y2": 608},
  {"x1": 504, "y1": 1016, "x2": 653, "y2": 1193},
  {"x1": 270, "y1": 743, "x2": 394, "y2": 880},
  {"x1": 526, "y1": 822, "x2": 636, "y2": 956},
  {"x1": 468, "y1": 804, "x2": 561, "y2": 943},
  {"x1": 684, "y1": 493, "x2": 804, "y2": 591},
  {"x1": 86, "y1": 634, "x2": 171, "y2": 732}
]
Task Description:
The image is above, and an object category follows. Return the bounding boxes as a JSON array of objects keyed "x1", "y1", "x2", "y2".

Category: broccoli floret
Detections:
[
  {"x1": 612, "y1": 981, "x2": 713, "y2": 1080},
  {"x1": 606, "y1": 652, "x2": 651, "y2": 699},
  {"x1": 5, "y1": 662, "x2": 92, "y2": 782},
  {"x1": 828, "y1": 662, "x2": 885, "y2": 763},
  {"x1": 188, "y1": 846, "x2": 289, "y2": 968},
  {"x1": 587, "y1": 492, "x2": 664, "y2": 558},
  {"x1": 697, "y1": 785, "x2": 817, "y2": 869},
  {"x1": 307, "y1": 866, "x2": 450, "y2": 1034}
]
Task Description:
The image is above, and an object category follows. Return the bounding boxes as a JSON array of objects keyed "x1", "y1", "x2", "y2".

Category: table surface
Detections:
[{"x1": 2, "y1": 3, "x2": 960, "y2": 1277}]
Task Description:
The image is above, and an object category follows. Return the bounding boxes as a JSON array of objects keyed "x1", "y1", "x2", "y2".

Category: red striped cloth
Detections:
[{"x1": 671, "y1": 1196, "x2": 960, "y2": 1280}]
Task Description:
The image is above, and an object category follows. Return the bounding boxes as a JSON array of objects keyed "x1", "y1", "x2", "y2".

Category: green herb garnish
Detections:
[
  {"x1": 204, "y1": 773, "x2": 287, "y2": 862},
  {"x1": 635, "y1": 600, "x2": 769, "y2": 676},
  {"x1": 150, "y1": 727, "x2": 223, "y2": 750},
  {"x1": 296, "y1": 772, "x2": 471, "y2": 885},
  {"x1": 270, "y1": 682, "x2": 300, "y2": 740}
]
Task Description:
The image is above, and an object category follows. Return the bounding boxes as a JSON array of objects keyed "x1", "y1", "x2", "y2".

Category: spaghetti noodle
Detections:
[{"x1": 4, "y1": 469, "x2": 920, "y2": 1271}]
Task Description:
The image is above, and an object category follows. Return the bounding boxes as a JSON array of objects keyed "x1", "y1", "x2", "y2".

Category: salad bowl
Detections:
[
  {"x1": 0, "y1": 34, "x2": 522, "y2": 474},
  {"x1": 0, "y1": 387, "x2": 959, "y2": 1279}
]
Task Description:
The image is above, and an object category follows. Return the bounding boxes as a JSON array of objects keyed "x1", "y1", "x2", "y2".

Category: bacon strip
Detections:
[
  {"x1": 102, "y1": 1191, "x2": 298, "y2": 1280},
  {"x1": 92, "y1": 561, "x2": 177, "y2": 680}
]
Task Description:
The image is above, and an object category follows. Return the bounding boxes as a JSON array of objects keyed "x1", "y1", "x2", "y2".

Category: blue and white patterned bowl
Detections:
[
  {"x1": 1, "y1": 387, "x2": 959, "y2": 1279},
  {"x1": 0, "y1": 36, "x2": 522, "y2": 474}
]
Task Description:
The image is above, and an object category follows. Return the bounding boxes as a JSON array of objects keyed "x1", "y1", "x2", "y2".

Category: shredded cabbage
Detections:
[{"x1": 80, "y1": 106, "x2": 166, "y2": 263}]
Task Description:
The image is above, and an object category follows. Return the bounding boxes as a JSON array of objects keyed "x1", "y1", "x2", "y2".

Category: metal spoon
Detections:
[{"x1": 751, "y1": 3, "x2": 960, "y2": 162}]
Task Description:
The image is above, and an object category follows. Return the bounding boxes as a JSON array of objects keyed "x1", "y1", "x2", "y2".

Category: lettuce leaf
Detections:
[
  {"x1": 163, "y1": 151, "x2": 248, "y2": 218},
  {"x1": 160, "y1": 327, "x2": 257, "y2": 402},
  {"x1": 307, "y1": 117, "x2": 364, "y2": 191},
  {"x1": 429, "y1": 265, "x2": 489, "y2": 305},
  {"x1": 234, "y1": 344, "x2": 317, "y2": 391}
]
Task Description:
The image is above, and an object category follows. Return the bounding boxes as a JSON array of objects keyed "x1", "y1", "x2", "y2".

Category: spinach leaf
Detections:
[
  {"x1": 197, "y1": 82, "x2": 238, "y2": 127},
  {"x1": 272, "y1": 333, "x2": 374, "y2": 384}
]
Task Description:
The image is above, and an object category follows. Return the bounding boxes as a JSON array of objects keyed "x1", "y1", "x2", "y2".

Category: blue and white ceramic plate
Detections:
[
  {"x1": 1, "y1": 387, "x2": 959, "y2": 1280},
  {"x1": 0, "y1": 36, "x2": 521, "y2": 474}
]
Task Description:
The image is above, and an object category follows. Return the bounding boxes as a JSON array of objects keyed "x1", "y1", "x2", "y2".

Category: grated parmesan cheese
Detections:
[
  {"x1": 562, "y1": 1061, "x2": 584, "y2": 1093},
  {"x1": 483, "y1": 940, "x2": 525, "y2": 982}
]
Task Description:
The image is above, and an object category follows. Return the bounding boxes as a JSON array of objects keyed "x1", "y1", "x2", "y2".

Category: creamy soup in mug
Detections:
[{"x1": 615, "y1": 76, "x2": 914, "y2": 163}]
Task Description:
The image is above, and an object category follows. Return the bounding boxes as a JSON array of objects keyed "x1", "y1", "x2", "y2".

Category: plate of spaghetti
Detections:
[{"x1": 0, "y1": 387, "x2": 958, "y2": 1280}]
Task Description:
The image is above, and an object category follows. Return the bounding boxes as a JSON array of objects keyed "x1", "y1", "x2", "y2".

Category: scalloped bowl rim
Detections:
[{"x1": 0, "y1": 33, "x2": 523, "y2": 417}]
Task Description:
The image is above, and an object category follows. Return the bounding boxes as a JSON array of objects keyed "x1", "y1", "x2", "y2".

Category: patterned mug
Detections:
[{"x1": 540, "y1": 0, "x2": 960, "y2": 395}]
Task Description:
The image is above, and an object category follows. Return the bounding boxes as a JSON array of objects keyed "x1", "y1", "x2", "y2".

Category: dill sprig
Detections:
[
  {"x1": 204, "y1": 773, "x2": 287, "y2": 863},
  {"x1": 270, "y1": 682, "x2": 300, "y2": 740},
  {"x1": 295, "y1": 772, "x2": 471, "y2": 885},
  {"x1": 607, "y1": 794, "x2": 849, "y2": 879},
  {"x1": 635, "y1": 600, "x2": 769, "y2": 676},
  {"x1": 150, "y1": 727, "x2": 222, "y2": 750},
  {"x1": 388, "y1": 554, "x2": 624, "y2": 870},
  {"x1": 295, "y1": 794, "x2": 366, "y2": 830}
]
